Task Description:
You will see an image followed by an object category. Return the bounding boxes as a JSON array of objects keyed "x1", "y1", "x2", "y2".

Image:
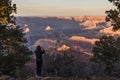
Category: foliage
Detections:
[
  {"x1": 0, "y1": 0, "x2": 16, "y2": 24},
  {"x1": 106, "y1": 0, "x2": 120, "y2": 31},
  {"x1": 42, "y1": 52, "x2": 103, "y2": 79},
  {"x1": 91, "y1": 35, "x2": 120, "y2": 75},
  {"x1": 16, "y1": 65, "x2": 35, "y2": 79},
  {"x1": 0, "y1": 0, "x2": 32, "y2": 76},
  {"x1": 43, "y1": 52, "x2": 75, "y2": 77}
]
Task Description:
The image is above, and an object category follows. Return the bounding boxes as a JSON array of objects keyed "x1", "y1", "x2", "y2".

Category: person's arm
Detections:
[{"x1": 41, "y1": 48, "x2": 45, "y2": 54}]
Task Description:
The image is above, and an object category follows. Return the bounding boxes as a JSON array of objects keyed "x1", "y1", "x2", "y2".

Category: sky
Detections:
[{"x1": 13, "y1": 0, "x2": 114, "y2": 16}]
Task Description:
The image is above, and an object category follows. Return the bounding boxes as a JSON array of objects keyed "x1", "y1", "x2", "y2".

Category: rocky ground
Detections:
[
  {"x1": 28, "y1": 77, "x2": 82, "y2": 80},
  {"x1": 27, "y1": 76, "x2": 120, "y2": 80},
  {"x1": 1, "y1": 76, "x2": 120, "y2": 80}
]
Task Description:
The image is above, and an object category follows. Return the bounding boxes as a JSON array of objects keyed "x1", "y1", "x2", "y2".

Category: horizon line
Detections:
[{"x1": 16, "y1": 15, "x2": 106, "y2": 17}]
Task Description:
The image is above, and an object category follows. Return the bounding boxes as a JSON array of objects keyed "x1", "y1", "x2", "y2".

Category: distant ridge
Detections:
[{"x1": 17, "y1": 16, "x2": 105, "y2": 21}]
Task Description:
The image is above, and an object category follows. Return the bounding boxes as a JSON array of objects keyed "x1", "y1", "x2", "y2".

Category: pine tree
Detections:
[
  {"x1": 106, "y1": 0, "x2": 120, "y2": 31},
  {"x1": 0, "y1": 0, "x2": 32, "y2": 76},
  {"x1": 0, "y1": 0, "x2": 16, "y2": 24},
  {"x1": 91, "y1": 35, "x2": 120, "y2": 75},
  {"x1": 91, "y1": 0, "x2": 120, "y2": 76}
]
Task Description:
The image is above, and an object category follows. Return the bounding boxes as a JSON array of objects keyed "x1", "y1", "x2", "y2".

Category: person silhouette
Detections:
[{"x1": 34, "y1": 45, "x2": 45, "y2": 77}]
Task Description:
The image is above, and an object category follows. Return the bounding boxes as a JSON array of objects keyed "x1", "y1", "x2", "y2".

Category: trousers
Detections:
[{"x1": 36, "y1": 61, "x2": 42, "y2": 76}]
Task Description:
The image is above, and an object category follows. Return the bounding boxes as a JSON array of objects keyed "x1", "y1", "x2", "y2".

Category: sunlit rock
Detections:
[
  {"x1": 57, "y1": 44, "x2": 70, "y2": 51},
  {"x1": 45, "y1": 26, "x2": 53, "y2": 31}
]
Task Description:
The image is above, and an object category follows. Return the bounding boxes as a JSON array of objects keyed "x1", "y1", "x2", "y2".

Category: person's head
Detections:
[{"x1": 36, "y1": 45, "x2": 41, "y2": 50}]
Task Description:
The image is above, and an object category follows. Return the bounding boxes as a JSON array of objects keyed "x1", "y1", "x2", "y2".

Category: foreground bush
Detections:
[{"x1": 42, "y1": 52, "x2": 104, "y2": 79}]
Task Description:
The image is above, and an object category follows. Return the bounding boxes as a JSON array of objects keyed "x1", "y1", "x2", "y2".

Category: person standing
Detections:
[{"x1": 34, "y1": 45, "x2": 45, "y2": 77}]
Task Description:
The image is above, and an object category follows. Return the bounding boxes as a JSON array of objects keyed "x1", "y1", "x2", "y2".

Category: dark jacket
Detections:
[{"x1": 34, "y1": 47, "x2": 45, "y2": 62}]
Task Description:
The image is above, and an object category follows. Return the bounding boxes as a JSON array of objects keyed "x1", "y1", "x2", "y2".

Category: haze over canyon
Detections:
[{"x1": 16, "y1": 16, "x2": 119, "y2": 60}]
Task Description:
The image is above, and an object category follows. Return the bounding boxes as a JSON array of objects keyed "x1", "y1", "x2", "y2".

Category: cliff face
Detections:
[
  {"x1": 69, "y1": 36, "x2": 98, "y2": 44},
  {"x1": 57, "y1": 16, "x2": 105, "y2": 21},
  {"x1": 16, "y1": 16, "x2": 116, "y2": 58},
  {"x1": 16, "y1": 16, "x2": 109, "y2": 38}
]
